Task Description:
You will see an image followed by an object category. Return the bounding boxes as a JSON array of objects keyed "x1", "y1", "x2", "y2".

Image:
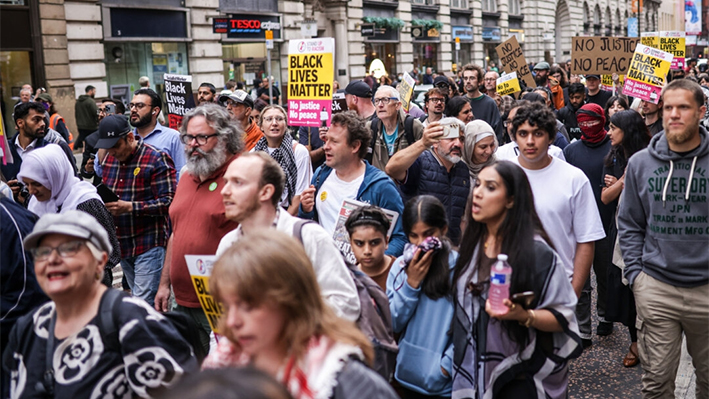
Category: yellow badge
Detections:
[
  {"x1": 133, "y1": 167, "x2": 140, "y2": 176},
  {"x1": 320, "y1": 191, "x2": 328, "y2": 201}
]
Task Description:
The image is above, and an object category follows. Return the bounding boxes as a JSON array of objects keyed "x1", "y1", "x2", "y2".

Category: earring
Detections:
[{"x1": 96, "y1": 271, "x2": 103, "y2": 280}]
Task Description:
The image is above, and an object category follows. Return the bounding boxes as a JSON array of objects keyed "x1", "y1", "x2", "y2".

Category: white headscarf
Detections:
[
  {"x1": 463, "y1": 120, "x2": 499, "y2": 180},
  {"x1": 17, "y1": 144, "x2": 101, "y2": 216}
]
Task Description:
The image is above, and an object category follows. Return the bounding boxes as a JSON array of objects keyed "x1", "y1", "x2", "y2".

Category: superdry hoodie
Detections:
[{"x1": 618, "y1": 126, "x2": 709, "y2": 288}]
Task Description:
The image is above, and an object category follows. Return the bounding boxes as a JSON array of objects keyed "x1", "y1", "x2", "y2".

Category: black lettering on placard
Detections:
[{"x1": 572, "y1": 37, "x2": 640, "y2": 74}]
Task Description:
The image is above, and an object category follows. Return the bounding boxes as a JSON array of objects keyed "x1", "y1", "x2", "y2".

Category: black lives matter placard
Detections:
[
  {"x1": 164, "y1": 74, "x2": 196, "y2": 130},
  {"x1": 571, "y1": 37, "x2": 641, "y2": 75}
]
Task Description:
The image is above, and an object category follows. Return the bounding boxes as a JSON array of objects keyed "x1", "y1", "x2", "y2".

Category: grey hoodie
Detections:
[{"x1": 618, "y1": 127, "x2": 709, "y2": 288}]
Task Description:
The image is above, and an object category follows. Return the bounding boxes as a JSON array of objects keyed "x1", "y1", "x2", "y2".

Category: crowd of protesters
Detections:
[{"x1": 1, "y1": 58, "x2": 707, "y2": 399}]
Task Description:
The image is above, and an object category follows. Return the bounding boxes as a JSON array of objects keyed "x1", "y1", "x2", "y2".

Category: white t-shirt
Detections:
[
  {"x1": 496, "y1": 142, "x2": 566, "y2": 162},
  {"x1": 511, "y1": 156, "x2": 606, "y2": 278},
  {"x1": 265, "y1": 143, "x2": 313, "y2": 208},
  {"x1": 316, "y1": 170, "x2": 365, "y2": 235}
]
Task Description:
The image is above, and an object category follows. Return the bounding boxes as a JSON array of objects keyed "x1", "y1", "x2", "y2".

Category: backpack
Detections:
[
  {"x1": 100, "y1": 289, "x2": 208, "y2": 364},
  {"x1": 292, "y1": 219, "x2": 398, "y2": 381},
  {"x1": 365, "y1": 114, "x2": 416, "y2": 164}
]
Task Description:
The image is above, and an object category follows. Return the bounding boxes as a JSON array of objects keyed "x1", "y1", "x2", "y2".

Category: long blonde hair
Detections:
[{"x1": 211, "y1": 229, "x2": 373, "y2": 364}]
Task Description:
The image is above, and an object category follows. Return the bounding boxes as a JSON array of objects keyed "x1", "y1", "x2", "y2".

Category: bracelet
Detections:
[{"x1": 520, "y1": 309, "x2": 536, "y2": 328}]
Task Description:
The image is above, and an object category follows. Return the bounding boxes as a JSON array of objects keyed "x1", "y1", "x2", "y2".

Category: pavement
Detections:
[{"x1": 568, "y1": 271, "x2": 697, "y2": 398}]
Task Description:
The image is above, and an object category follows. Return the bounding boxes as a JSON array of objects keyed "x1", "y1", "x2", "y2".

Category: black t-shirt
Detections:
[
  {"x1": 586, "y1": 89, "x2": 613, "y2": 108},
  {"x1": 646, "y1": 118, "x2": 664, "y2": 136},
  {"x1": 257, "y1": 86, "x2": 281, "y2": 102}
]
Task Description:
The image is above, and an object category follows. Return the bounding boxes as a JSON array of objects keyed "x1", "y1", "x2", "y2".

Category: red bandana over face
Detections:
[{"x1": 576, "y1": 103, "x2": 606, "y2": 144}]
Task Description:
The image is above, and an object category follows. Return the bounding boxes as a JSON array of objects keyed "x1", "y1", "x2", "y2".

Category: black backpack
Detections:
[
  {"x1": 100, "y1": 289, "x2": 208, "y2": 364},
  {"x1": 365, "y1": 114, "x2": 417, "y2": 164},
  {"x1": 292, "y1": 219, "x2": 398, "y2": 381}
]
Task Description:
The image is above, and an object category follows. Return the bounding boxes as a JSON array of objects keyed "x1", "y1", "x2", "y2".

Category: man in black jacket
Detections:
[{"x1": 557, "y1": 83, "x2": 586, "y2": 141}]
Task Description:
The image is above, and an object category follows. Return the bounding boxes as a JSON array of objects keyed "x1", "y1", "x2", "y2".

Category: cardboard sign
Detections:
[
  {"x1": 287, "y1": 38, "x2": 335, "y2": 127},
  {"x1": 658, "y1": 31, "x2": 686, "y2": 70},
  {"x1": 641, "y1": 32, "x2": 659, "y2": 48},
  {"x1": 496, "y1": 36, "x2": 535, "y2": 89},
  {"x1": 496, "y1": 72, "x2": 521, "y2": 96},
  {"x1": 571, "y1": 37, "x2": 641, "y2": 74},
  {"x1": 163, "y1": 74, "x2": 196, "y2": 130},
  {"x1": 602, "y1": 74, "x2": 625, "y2": 92},
  {"x1": 331, "y1": 92, "x2": 348, "y2": 115},
  {"x1": 185, "y1": 255, "x2": 222, "y2": 333},
  {"x1": 623, "y1": 44, "x2": 674, "y2": 104},
  {"x1": 398, "y1": 71, "x2": 416, "y2": 111}
]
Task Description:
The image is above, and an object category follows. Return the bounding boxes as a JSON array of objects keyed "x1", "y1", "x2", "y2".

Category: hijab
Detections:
[
  {"x1": 17, "y1": 144, "x2": 101, "y2": 216},
  {"x1": 463, "y1": 120, "x2": 499, "y2": 180}
]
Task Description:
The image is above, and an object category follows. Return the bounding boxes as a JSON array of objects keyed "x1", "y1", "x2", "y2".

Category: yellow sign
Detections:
[
  {"x1": 601, "y1": 74, "x2": 624, "y2": 91},
  {"x1": 641, "y1": 32, "x2": 658, "y2": 48},
  {"x1": 265, "y1": 30, "x2": 273, "y2": 40},
  {"x1": 287, "y1": 38, "x2": 336, "y2": 127},
  {"x1": 658, "y1": 31, "x2": 686, "y2": 70},
  {"x1": 623, "y1": 44, "x2": 674, "y2": 104},
  {"x1": 427, "y1": 28, "x2": 440, "y2": 38},
  {"x1": 185, "y1": 255, "x2": 222, "y2": 333},
  {"x1": 398, "y1": 71, "x2": 416, "y2": 112},
  {"x1": 496, "y1": 72, "x2": 521, "y2": 96}
]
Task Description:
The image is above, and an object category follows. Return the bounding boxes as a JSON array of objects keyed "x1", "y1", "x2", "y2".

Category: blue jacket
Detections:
[
  {"x1": 299, "y1": 161, "x2": 407, "y2": 257},
  {"x1": 387, "y1": 250, "x2": 457, "y2": 396}
]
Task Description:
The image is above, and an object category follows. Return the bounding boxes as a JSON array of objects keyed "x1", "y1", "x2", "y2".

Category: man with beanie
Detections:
[
  {"x1": 563, "y1": 103, "x2": 615, "y2": 344},
  {"x1": 619, "y1": 79, "x2": 708, "y2": 398}
]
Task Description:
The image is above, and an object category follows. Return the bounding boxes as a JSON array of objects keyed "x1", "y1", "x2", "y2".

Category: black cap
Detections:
[
  {"x1": 586, "y1": 74, "x2": 601, "y2": 80},
  {"x1": 433, "y1": 76, "x2": 450, "y2": 87},
  {"x1": 95, "y1": 114, "x2": 131, "y2": 149},
  {"x1": 345, "y1": 80, "x2": 373, "y2": 98}
]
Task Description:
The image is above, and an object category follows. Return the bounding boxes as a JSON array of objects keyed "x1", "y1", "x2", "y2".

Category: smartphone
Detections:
[
  {"x1": 96, "y1": 183, "x2": 119, "y2": 203},
  {"x1": 104, "y1": 104, "x2": 116, "y2": 115},
  {"x1": 89, "y1": 153, "x2": 96, "y2": 160},
  {"x1": 511, "y1": 291, "x2": 535, "y2": 308}
]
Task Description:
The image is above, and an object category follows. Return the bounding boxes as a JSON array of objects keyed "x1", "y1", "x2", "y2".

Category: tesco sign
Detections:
[{"x1": 213, "y1": 15, "x2": 282, "y2": 39}]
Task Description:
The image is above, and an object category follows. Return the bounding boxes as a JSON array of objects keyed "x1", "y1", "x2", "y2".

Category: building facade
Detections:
[{"x1": 2, "y1": 0, "x2": 672, "y2": 134}]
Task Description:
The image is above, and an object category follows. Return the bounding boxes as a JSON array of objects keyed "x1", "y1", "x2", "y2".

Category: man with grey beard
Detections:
[{"x1": 154, "y1": 103, "x2": 243, "y2": 354}]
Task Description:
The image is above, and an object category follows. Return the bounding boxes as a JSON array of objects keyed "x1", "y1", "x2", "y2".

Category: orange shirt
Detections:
[{"x1": 243, "y1": 119, "x2": 263, "y2": 151}]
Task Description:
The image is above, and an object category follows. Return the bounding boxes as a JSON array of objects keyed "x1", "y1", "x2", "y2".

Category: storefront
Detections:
[
  {"x1": 451, "y1": 22, "x2": 473, "y2": 71},
  {"x1": 101, "y1": 4, "x2": 191, "y2": 104},
  {"x1": 1, "y1": 0, "x2": 44, "y2": 132},
  {"x1": 362, "y1": 6, "x2": 400, "y2": 79},
  {"x1": 482, "y1": 20, "x2": 502, "y2": 68},
  {"x1": 411, "y1": 9, "x2": 441, "y2": 74},
  {"x1": 216, "y1": 14, "x2": 283, "y2": 95}
]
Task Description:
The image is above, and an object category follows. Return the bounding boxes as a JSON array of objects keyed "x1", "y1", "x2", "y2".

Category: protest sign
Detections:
[
  {"x1": 496, "y1": 36, "x2": 535, "y2": 89},
  {"x1": 163, "y1": 74, "x2": 196, "y2": 130},
  {"x1": 641, "y1": 32, "x2": 659, "y2": 48},
  {"x1": 658, "y1": 31, "x2": 686, "y2": 70},
  {"x1": 397, "y1": 71, "x2": 416, "y2": 111},
  {"x1": 332, "y1": 199, "x2": 398, "y2": 264},
  {"x1": 571, "y1": 37, "x2": 640, "y2": 74},
  {"x1": 602, "y1": 74, "x2": 624, "y2": 92},
  {"x1": 623, "y1": 44, "x2": 674, "y2": 104},
  {"x1": 288, "y1": 38, "x2": 335, "y2": 127},
  {"x1": 496, "y1": 72, "x2": 521, "y2": 96},
  {"x1": 185, "y1": 255, "x2": 222, "y2": 333},
  {"x1": 332, "y1": 92, "x2": 348, "y2": 115}
]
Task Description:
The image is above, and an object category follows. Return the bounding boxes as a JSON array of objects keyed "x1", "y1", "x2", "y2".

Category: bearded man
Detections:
[{"x1": 154, "y1": 104, "x2": 243, "y2": 354}]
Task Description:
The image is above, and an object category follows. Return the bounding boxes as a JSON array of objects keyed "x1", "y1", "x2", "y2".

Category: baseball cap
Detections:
[
  {"x1": 219, "y1": 90, "x2": 254, "y2": 108},
  {"x1": 36, "y1": 93, "x2": 53, "y2": 103},
  {"x1": 433, "y1": 76, "x2": 451, "y2": 87},
  {"x1": 345, "y1": 80, "x2": 373, "y2": 98},
  {"x1": 585, "y1": 74, "x2": 601, "y2": 80},
  {"x1": 24, "y1": 210, "x2": 113, "y2": 254},
  {"x1": 95, "y1": 114, "x2": 131, "y2": 149},
  {"x1": 533, "y1": 62, "x2": 550, "y2": 70}
]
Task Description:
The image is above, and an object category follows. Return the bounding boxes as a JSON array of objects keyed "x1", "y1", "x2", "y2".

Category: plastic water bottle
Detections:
[{"x1": 489, "y1": 254, "x2": 513, "y2": 314}]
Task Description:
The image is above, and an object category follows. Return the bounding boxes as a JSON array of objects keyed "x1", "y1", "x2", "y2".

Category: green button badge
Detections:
[{"x1": 209, "y1": 182, "x2": 218, "y2": 192}]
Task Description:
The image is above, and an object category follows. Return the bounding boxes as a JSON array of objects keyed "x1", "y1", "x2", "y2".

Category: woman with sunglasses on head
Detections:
[
  {"x1": 451, "y1": 161, "x2": 582, "y2": 398},
  {"x1": 600, "y1": 110, "x2": 650, "y2": 368},
  {"x1": 2, "y1": 211, "x2": 199, "y2": 398},
  {"x1": 202, "y1": 230, "x2": 399, "y2": 399},
  {"x1": 256, "y1": 105, "x2": 313, "y2": 216},
  {"x1": 387, "y1": 195, "x2": 456, "y2": 398}
]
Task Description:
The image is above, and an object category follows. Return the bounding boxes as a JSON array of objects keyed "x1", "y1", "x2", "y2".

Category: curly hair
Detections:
[
  {"x1": 180, "y1": 103, "x2": 244, "y2": 154},
  {"x1": 511, "y1": 101, "x2": 557, "y2": 141}
]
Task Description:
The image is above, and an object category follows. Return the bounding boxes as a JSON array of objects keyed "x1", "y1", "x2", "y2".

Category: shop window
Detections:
[
  {"x1": 364, "y1": 43, "x2": 397, "y2": 78},
  {"x1": 0, "y1": 51, "x2": 32, "y2": 132},
  {"x1": 413, "y1": 43, "x2": 438, "y2": 75},
  {"x1": 222, "y1": 43, "x2": 282, "y2": 94}
]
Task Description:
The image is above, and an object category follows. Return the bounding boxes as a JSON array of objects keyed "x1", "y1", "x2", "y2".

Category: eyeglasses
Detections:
[
  {"x1": 374, "y1": 97, "x2": 398, "y2": 105},
  {"x1": 181, "y1": 133, "x2": 219, "y2": 145},
  {"x1": 263, "y1": 116, "x2": 286, "y2": 123},
  {"x1": 503, "y1": 119, "x2": 512, "y2": 128},
  {"x1": 484, "y1": 78, "x2": 497, "y2": 82},
  {"x1": 434, "y1": 83, "x2": 450, "y2": 88},
  {"x1": 31, "y1": 240, "x2": 85, "y2": 261},
  {"x1": 427, "y1": 98, "x2": 445, "y2": 104},
  {"x1": 128, "y1": 102, "x2": 150, "y2": 110},
  {"x1": 225, "y1": 99, "x2": 244, "y2": 108}
]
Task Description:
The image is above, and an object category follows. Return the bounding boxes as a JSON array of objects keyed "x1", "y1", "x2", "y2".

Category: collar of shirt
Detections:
[
  {"x1": 120, "y1": 137, "x2": 144, "y2": 165},
  {"x1": 14, "y1": 134, "x2": 38, "y2": 154},
  {"x1": 134, "y1": 121, "x2": 163, "y2": 140}
]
